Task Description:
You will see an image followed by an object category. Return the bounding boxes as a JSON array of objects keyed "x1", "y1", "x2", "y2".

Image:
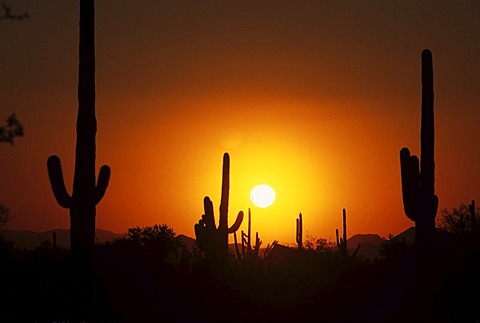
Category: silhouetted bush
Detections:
[
  {"x1": 108, "y1": 224, "x2": 187, "y2": 267},
  {"x1": 303, "y1": 233, "x2": 336, "y2": 253},
  {"x1": 440, "y1": 203, "x2": 479, "y2": 235}
]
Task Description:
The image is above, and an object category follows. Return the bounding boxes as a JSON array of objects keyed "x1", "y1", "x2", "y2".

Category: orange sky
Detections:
[{"x1": 1, "y1": 1, "x2": 480, "y2": 245}]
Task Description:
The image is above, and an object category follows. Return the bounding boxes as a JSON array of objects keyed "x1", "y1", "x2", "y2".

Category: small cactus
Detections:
[
  {"x1": 234, "y1": 208, "x2": 263, "y2": 260},
  {"x1": 336, "y1": 209, "x2": 348, "y2": 256},
  {"x1": 336, "y1": 208, "x2": 360, "y2": 258},
  {"x1": 296, "y1": 213, "x2": 303, "y2": 250}
]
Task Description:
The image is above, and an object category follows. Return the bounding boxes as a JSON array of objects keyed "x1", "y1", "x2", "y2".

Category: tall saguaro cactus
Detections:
[
  {"x1": 400, "y1": 49, "x2": 438, "y2": 249},
  {"x1": 194, "y1": 153, "x2": 244, "y2": 267},
  {"x1": 47, "y1": 0, "x2": 110, "y2": 262}
]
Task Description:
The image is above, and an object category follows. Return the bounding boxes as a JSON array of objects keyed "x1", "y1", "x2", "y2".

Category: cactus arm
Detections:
[
  {"x1": 253, "y1": 232, "x2": 261, "y2": 256},
  {"x1": 47, "y1": 155, "x2": 72, "y2": 209},
  {"x1": 95, "y1": 165, "x2": 110, "y2": 204},
  {"x1": 203, "y1": 196, "x2": 216, "y2": 229},
  {"x1": 227, "y1": 210, "x2": 244, "y2": 233},
  {"x1": 400, "y1": 148, "x2": 420, "y2": 221},
  {"x1": 241, "y1": 230, "x2": 246, "y2": 256}
]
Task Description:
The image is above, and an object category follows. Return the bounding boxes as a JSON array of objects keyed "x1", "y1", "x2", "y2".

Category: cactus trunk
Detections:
[
  {"x1": 296, "y1": 213, "x2": 303, "y2": 250},
  {"x1": 73, "y1": 0, "x2": 96, "y2": 260}
]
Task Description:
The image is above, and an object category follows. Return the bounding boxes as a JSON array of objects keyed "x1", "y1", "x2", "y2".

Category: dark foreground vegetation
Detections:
[{"x1": 0, "y1": 222, "x2": 480, "y2": 322}]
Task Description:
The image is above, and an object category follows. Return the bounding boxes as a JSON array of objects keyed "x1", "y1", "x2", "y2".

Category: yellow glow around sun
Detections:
[{"x1": 250, "y1": 184, "x2": 276, "y2": 208}]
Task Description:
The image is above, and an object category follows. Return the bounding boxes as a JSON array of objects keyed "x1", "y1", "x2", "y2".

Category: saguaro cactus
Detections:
[
  {"x1": 236, "y1": 209, "x2": 262, "y2": 259},
  {"x1": 47, "y1": 0, "x2": 110, "y2": 262},
  {"x1": 336, "y1": 208, "x2": 360, "y2": 258},
  {"x1": 194, "y1": 153, "x2": 244, "y2": 267},
  {"x1": 336, "y1": 209, "x2": 347, "y2": 256},
  {"x1": 296, "y1": 213, "x2": 303, "y2": 250},
  {"x1": 400, "y1": 49, "x2": 438, "y2": 249}
]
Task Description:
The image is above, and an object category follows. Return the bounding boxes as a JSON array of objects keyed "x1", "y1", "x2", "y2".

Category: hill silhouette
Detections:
[{"x1": 347, "y1": 233, "x2": 384, "y2": 259}]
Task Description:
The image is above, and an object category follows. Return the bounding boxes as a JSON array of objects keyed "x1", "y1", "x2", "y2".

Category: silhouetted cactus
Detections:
[
  {"x1": 336, "y1": 208, "x2": 360, "y2": 258},
  {"x1": 336, "y1": 209, "x2": 348, "y2": 257},
  {"x1": 400, "y1": 49, "x2": 438, "y2": 250},
  {"x1": 244, "y1": 209, "x2": 252, "y2": 254},
  {"x1": 296, "y1": 213, "x2": 303, "y2": 250},
  {"x1": 47, "y1": 0, "x2": 110, "y2": 263},
  {"x1": 194, "y1": 153, "x2": 244, "y2": 267},
  {"x1": 233, "y1": 209, "x2": 265, "y2": 261}
]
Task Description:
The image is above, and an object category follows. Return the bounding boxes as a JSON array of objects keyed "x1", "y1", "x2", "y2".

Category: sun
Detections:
[{"x1": 250, "y1": 184, "x2": 276, "y2": 208}]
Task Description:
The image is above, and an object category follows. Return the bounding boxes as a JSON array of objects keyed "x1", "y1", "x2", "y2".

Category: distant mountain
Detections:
[
  {"x1": 347, "y1": 234, "x2": 385, "y2": 259},
  {"x1": 2, "y1": 229, "x2": 124, "y2": 250}
]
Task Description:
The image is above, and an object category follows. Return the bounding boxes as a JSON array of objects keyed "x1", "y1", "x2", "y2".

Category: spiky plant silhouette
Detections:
[
  {"x1": 400, "y1": 49, "x2": 438, "y2": 250},
  {"x1": 47, "y1": 0, "x2": 110, "y2": 264}
]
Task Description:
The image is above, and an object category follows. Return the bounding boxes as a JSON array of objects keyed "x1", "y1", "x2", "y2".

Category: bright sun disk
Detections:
[{"x1": 250, "y1": 184, "x2": 276, "y2": 208}]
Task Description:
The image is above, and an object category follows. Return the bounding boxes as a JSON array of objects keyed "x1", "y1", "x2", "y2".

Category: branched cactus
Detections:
[
  {"x1": 240, "y1": 209, "x2": 262, "y2": 259},
  {"x1": 194, "y1": 153, "x2": 244, "y2": 267},
  {"x1": 234, "y1": 209, "x2": 266, "y2": 261},
  {"x1": 47, "y1": 0, "x2": 110, "y2": 262},
  {"x1": 296, "y1": 213, "x2": 303, "y2": 250},
  {"x1": 400, "y1": 49, "x2": 438, "y2": 249}
]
